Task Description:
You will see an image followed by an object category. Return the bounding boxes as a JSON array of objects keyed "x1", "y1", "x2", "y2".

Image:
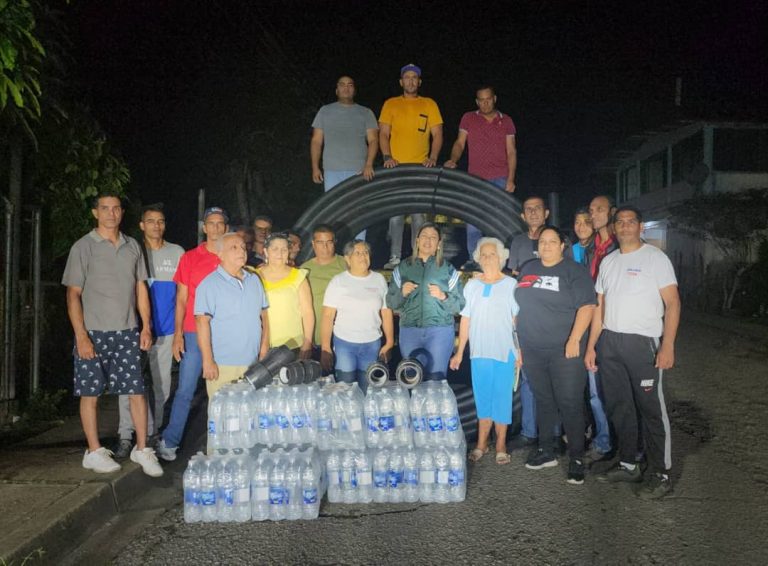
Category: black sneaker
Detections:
[
  {"x1": 637, "y1": 473, "x2": 672, "y2": 500},
  {"x1": 525, "y1": 448, "x2": 559, "y2": 470},
  {"x1": 566, "y1": 459, "x2": 585, "y2": 485},
  {"x1": 597, "y1": 462, "x2": 643, "y2": 483},
  {"x1": 508, "y1": 435, "x2": 537, "y2": 452}
]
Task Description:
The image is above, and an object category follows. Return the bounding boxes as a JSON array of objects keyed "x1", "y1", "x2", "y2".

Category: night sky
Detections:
[{"x1": 67, "y1": 0, "x2": 768, "y2": 246}]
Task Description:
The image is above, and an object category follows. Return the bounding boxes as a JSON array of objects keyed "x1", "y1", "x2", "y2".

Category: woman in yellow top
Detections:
[{"x1": 257, "y1": 233, "x2": 315, "y2": 358}]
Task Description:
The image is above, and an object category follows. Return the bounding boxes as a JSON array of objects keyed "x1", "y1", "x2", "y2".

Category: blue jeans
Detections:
[
  {"x1": 520, "y1": 369, "x2": 562, "y2": 439},
  {"x1": 589, "y1": 370, "x2": 612, "y2": 453},
  {"x1": 333, "y1": 335, "x2": 380, "y2": 394},
  {"x1": 466, "y1": 177, "x2": 507, "y2": 256},
  {"x1": 325, "y1": 170, "x2": 366, "y2": 239},
  {"x1": 398, "y1": 325, "x2": 454, "y2": 381},
  {"x1": 162, "y1": 332, "x2": 202, "y2": 448}
]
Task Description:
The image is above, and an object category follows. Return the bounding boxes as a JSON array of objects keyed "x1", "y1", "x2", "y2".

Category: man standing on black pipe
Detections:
[
  {"x1": 379, "y1": 63, "x2": 444, "y2": 269},
  {"x1": 444, "y1": 86, "x2": 518, "y2": 269},
  {"x1": 310, "y1": 75, "x2": 379, "y2": 192}
]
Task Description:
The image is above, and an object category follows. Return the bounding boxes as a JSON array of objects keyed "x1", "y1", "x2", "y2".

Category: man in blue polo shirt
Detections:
[{"x1": 195, "y1": 232, "x2": 270, "y2": 397}]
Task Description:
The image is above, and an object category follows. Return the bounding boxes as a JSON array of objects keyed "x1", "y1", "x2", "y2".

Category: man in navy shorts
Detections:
[{"x1": 62, "y1": 194, "x2": 163, "y2": 477}]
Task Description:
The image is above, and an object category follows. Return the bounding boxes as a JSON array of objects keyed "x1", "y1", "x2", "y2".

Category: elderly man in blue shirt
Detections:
[{"x1": 195, "y1": 232, "x2": 270, "y2": 398}]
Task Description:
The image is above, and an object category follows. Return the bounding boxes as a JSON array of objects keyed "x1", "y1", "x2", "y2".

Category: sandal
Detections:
[
  {"x1": 469, "y1": 447, "x2": 489, "y2": 462},
  {"x1": 495, "y1": 452, "x2": 511, "y2": 465}
]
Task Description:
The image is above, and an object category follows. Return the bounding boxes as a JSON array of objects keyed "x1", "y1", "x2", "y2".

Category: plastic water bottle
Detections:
[
  {"x1": 325, "y1": 450, "x2": 342, "y2": 503},
  {"x1": 183, "y1": 456, "x2": 202, "y2": 523},
  {"x1": 315, "y1": 388, "x2": 332, "y2": 450},
  {"x1": 402, "y1": 448, "x2": 420, "y2": 503},
  {"x1": 288, "y1": 387, "x2": 305, "y2": 445},
  {"x1": 216, "y1": 457, "x2": 235, "y2": 522},
  {"x1": 303, "y1": 384, "x2": 318, "y2": 445},
  {"x1": 373, "y1": 449, "x2": 389, "y2": 503},
  {"x1": 440, "y1": 384, "x2": 462, "y2": 447},
  {"x1": 223, "y1": 390, "x2": 241, "y2": 451},
  {"x1": 355, "y1": 450, "x2": 373, "y2": 503},
  {"x1": 433, "y1": 447, "x2": 450, "y2": 504},
  {"x1": 301, "y1": 455, "x2": 320, "y2": 519},
  {"x1": 392, "y1": 386, "x2": 412, "y2": 447},
  {"x1": 410, "y1": 388, "x2": 427, "y2": 447},
  {"x1": 241, "y1": 387, "x2": 256, "y2": 448},
  {"x1": 341, "y1": 450, "x2": 358, "y2": 503},
  {"x1": 425, "y1": 385, "x2": 443, "y2": 447},
  {"x1": 364, "y1": 392, "x2": 379, "y2": 448},
  {"x1": 448, "y1": 449, "x2": 466, "y2": 502},
  {"x1": 418, "y1": 450, "x2": 435, "y2": 502},
  {"x1": 344, "y1": 387, "x2": 365, "y2": 449},
  {"x1": 269, "y1": 452, "x2": 288, "y2": 521},
  {"x1": 388, "y1": 449, "x2": 404, "y2": 503},
  {"x1": 200, "y1": 457, "x2": 218, "y2": 522},
  {"x1": 273, "y1": 387, "x2": 290, "y2": 446},
  {"x1": 231, "y1": 456, "x2": 251, "y2": 521},
  {"x1": 378, "y1": 390, "x2": 396, "y2": 448},
  {"x1": 285, "y1": 454, "x2": 302, "y2": 520},
  {"x1": 256, "y1": 387, "x2": 272, "y2": 446},
  {"x1": 251, "y1": 454, "x2": 271, "y2": 521},
  {"x1": 208, "y1": 392, "x2": 225, "y2": 451}
]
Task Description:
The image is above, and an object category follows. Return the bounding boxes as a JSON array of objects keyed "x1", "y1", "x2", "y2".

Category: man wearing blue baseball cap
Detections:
[
  {"x1": 379, "y1": 63, "x2": 444, "y2": 268},
  {"x1": 157, "y1": 206, "x2": 229, "y2": 460}
]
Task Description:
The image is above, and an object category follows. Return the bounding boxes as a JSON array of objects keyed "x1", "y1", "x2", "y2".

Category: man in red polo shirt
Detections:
[
  {"x1": 156, "y1": 207, "x2": 228, "y2": 460},
  {"x1": 445, "y1": 85, "x2": 517, "y2": 267}
]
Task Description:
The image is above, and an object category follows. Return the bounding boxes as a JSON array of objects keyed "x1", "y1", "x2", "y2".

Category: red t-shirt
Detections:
[
  {"x1": 458, "y1": 110, "x2": 516, "y2": 180},
  {"x1": 173, "y1": 243, "x2": 220, "y2": 333}
]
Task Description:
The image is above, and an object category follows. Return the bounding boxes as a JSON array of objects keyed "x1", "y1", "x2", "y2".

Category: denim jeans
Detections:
[
  {"x1": 162, "y1": 332, "x2": 202, "y2": 449},
  {"x1": 388, "y1": 214, "x2": 426, "y2": 259},
  {"x1": 466, "y1": 177, "x2": 507, "y2": 256},
  {"x1": 325, "y1": 170, "x2": 366, "y2": 239},
  {"x1": 520, "y1": 370, "x2": 538, "y2": 438},
  {"x1": 398, "y1": 325, "x2": 454, "y2": 381},
  {"x1": 333, "y1": 335, "x2": 380, "y2": 394},
  {"x1": 589, "y1": 370, "x2": 612, "y2": 453}
]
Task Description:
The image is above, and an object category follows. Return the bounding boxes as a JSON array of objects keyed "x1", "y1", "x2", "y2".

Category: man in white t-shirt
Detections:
[{"x1": 585, "y1": 205, "x2": 681, "y2": 499}]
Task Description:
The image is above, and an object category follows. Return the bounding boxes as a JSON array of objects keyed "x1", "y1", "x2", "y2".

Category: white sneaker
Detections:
[
  {"x1": 155, "y1": 438, "x2": 177, "y2": 462},
  {"x1": 82, "y1": 447, "x2": 121, "y2": 473},
  {"x1": 130, "y1": 447, "x2": 164, "y2": 477},
  {"x1": 383, "y1": 256, "x2": 401, "y2": 269}
]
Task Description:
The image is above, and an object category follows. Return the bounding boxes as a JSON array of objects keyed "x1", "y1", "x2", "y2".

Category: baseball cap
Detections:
[
  {"x1": 400, "y1": 63, "x2": 422, "y2": 77},
  {"x1": 203, "y1": 206, "x2": 229, "y2": 223}
]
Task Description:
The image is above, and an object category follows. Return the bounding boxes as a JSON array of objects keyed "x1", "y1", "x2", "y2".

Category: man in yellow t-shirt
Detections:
[{"x1": 379, "y1": 63, "x2": 444, "y2": 268}]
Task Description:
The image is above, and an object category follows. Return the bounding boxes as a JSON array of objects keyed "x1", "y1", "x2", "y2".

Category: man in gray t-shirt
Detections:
[
  {"x1": 62, "y1": 195, "x2": 162, "y2": 477},
  {"x1": 507, "y1": 195, "x2": 550, "y2": 275},
  {"x1": 310, "y1": 75, "x2": 379, "y2": 192}
]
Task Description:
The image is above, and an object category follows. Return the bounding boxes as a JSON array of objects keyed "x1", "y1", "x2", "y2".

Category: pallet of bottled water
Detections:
[
  {"x1": 324, "y1": 443, "x2": 466, "y2": 504},
  {"x1": 364, "y1": 383, "x2": 413, "y2": 448},
  {"x1": 184, "y1": 447, "x2": 324, "y2": 523},
  {"x1": 409, "y1": 381, "x2": 464, "y2": 448}
]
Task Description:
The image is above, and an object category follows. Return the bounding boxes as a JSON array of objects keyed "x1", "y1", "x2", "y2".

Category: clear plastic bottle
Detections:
[
  {"x1": 200, "y1": 457, "x2": 218, "y2": 522},
  {"x1": 269, "y1": 451, "x2": 287, "y2": 521},
  {"x1": 285, "y1": 454, "x2": 302, "y2": 520},
  {"x1": 364, "y1": 391, "x2": 379, "y2": 448},
  {"x1": 216, "y1": 457, "x2": 235, "y2": 522},
  {"x1": 251, "y1": 454, "x2": 271, "y2": 521},
  {"x1": 433, "y1": 447, "x2": 450, "y2": 504},
  {"x1": 183, "y1": 456, "x2": 202, "y2": 523},
  {"x1": 373, "y1": 449, "x2": 389, "y2": 503},
  {"x1": 224, "y1": 390, "x2": 242, "y2": 451},
  {"x1": 410, "y1": 387, "x2": 427, "y2": 447},
  {"x1": 392, "y1": 386, "x2": 412, "y2": 447},
  {"x1": 388, "y1": 448, "x2": 404, "y2": 503},
  {"x1": 273, "y1": 387, "x2": 290, "y2": 446},
  {"x1": 355, "y1": 450, "x2": 373, "y2": 503},
  {"x1": 301, "y1": 453, "x2": 320, "y2": 519},
  {"x1": 288, "y1": 387, "x2": 306, "y2": 445},
  {"x1": 418, "y1": 450, "x2": 435, "y2": 502},
  {"x1": 402, "y1": 448, "x2": 420, "y2": 503},
  {"x1": 325, "y1": 450, "x2": 342, "y2": 503},
  {"x1": 448, "y1": 448, "x2": 466, "y2": 502},
  {"x1": 441, "y1": 383, "x2": 462, "y2": 448},
  {"x1": 256, "y1": 387, "x2": 272, "y2": 446},
  {"x1": 425, "y1": 384, "x2": 443, "y2": 447},
  {"x1": 315, "y1": 388, "x2": 332, "y2": 451},
  {"x1": 341, "y1": 449, "x2": 358, "y2": 504},
  {"x1": 207, "y1": 391, "x2": 225, "y2": 452},
  {"x1": 344, "y1": 387, "x2": 365, "y2": 449},
  {"x1": 232, "y1": 456, "x2": 251, "y2": 522},
  {"x1": 378, "y1": 390, "x2": 396, "y2": 448},
  {"x1": 242, "y1": 387, "x2": 257, "y2": 449}
]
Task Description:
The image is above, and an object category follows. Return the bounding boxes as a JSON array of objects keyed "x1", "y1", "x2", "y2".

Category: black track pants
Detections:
[
  {"x1": 523, "y1": 348, "x2": 587, "y2": 459},
  {"x1": 597, "y1": 330, "x2": 672, "y2": 473}
]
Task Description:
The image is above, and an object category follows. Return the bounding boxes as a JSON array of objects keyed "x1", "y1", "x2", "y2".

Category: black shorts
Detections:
[{"x1": 73, "y1": 328, "x2": 145, "y2": 397}]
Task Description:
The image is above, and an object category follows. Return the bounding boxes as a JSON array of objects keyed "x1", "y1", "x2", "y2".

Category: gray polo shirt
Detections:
[
  {"x1": 62, "y1": 230, "x2": 148, "y2": 331},
  {"x1": 311, "y1": 102, "x2": 378, "y2": 171}
]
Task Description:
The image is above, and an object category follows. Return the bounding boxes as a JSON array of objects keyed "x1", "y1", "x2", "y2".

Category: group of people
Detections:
[
  {"x1": 310, "y1": 64, "x2": 517, "y2": 268},
  {"x1": 62, "y1": 62, "x2": 680, "y2": 501}
]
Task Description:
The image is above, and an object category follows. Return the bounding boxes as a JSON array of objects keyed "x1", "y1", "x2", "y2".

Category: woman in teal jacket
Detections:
[{"x1": 386, "y1": 223, "x2": 465, "y2": 380}]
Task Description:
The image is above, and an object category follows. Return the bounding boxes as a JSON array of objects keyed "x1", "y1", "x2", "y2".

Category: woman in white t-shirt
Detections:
[{"x1": 320, "y1": 240, "x2": 395, "y2": 392}]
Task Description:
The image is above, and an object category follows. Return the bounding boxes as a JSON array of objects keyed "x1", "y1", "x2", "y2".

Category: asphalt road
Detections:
[{"x1": 73, "y1": 314, "x2": 768, "y2": 565}]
